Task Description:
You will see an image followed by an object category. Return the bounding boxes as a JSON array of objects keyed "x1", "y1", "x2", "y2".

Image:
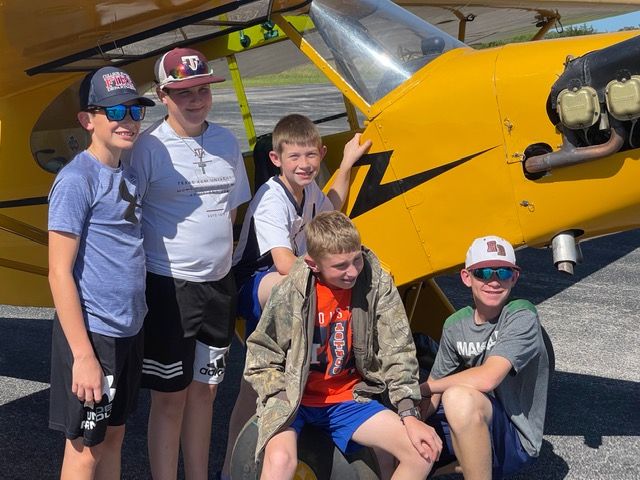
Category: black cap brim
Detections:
[{"x1": 96, "y1": 93, "x2": 155, "y2": 107}]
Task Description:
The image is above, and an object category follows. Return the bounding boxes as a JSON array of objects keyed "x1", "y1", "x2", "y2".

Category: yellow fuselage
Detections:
[{"x1": 346, "y1": 32, "x2": 640, "y2": 287}]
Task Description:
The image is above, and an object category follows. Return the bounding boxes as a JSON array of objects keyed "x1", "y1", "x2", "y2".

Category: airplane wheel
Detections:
[{"x1": 230, "y1": 415, "x2": 380, "y2": 480}]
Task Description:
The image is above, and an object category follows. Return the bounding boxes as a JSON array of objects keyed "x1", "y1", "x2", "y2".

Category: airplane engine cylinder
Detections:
[{"x1": 547, "y1": 34, "x2": 640, "y2": 125}]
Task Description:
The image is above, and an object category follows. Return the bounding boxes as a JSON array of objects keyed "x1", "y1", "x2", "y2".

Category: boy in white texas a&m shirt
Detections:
[{"x1": 127, "y1": 47, "x2": 251, "y2": 480}]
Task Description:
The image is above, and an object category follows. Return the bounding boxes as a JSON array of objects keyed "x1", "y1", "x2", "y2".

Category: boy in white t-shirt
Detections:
[
  {"x1": 219, "y1": 114, "x2": 370, "y2": 479},
  {"x1": 128, "y1": 47, "x2": 251, "y2": 480}
]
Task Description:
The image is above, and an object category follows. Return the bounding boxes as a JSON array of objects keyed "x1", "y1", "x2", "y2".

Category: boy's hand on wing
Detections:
[
  {"x1": 403, "y1": 416, "x2": 443, "y2": 463},
  {"x1": 72, "y1": 353, "x2": 103, "y2": 405},
  {"x1": 341, "y1": 133, "x2": 372, "y2": 170}
]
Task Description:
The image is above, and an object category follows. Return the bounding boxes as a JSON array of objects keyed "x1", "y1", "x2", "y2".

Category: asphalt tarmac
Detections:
[{"x1": 1, "y1": 85, "x2": 638, "y2": 478}]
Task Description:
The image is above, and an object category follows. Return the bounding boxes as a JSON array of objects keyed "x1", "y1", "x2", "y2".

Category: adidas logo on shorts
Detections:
[{"x1": 200, "y1": 354, "x2": 227, "y2": 377}]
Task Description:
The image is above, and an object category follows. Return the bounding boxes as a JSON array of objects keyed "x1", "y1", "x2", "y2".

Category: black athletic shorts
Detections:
[
  {"x1": 141, "y1": 271, "x2": 237, "y2": 392},
  {"x1": 49, "y1": 315, "x2": 144, "y2": 447}
]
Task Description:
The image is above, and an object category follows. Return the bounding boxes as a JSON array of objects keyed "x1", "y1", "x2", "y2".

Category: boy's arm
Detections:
[
  {"x1": 421, "y1": 356, "x2": 513, "y2": 396},
  {"x1": 270, "y1": 247, "x2": 297, "y2": 275},
  {"x1": 419, "y1": 392, "x2": 442, "y2": 420},
  {"x1": 250, "y1": 190, "x2": 300, "y2": 275},
  {"x1": 326, "y1": 133, "x2": 372, "y2": 210},
  {"x1": 243, "y1": 286, "x2": 290, "y2": 403},
  {"x1": 48, "y1": 231, "x2": 103, "y2": 404},
  {"x1": 374, "y1": 273, "x2": 422, "y2": 411}
]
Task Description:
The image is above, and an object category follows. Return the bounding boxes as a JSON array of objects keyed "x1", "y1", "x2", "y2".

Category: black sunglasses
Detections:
[
  {"x1": 471, "y1": 267, "x2": 516, "y2": 281},
  {"x1": 89, "y1": 104, "x2": 146, "y2": 122}
]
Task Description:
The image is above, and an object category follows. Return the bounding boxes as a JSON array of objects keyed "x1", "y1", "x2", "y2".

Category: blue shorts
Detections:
[
  {"x1": 426, "y1": 395, "x2": 536, "y2": 478},
  {"x1": 237, "y1": 270, "x2": 270, "y2": 338},
  {"x1": 290, "y1": 400, "x2": 387, "y2": 454}
]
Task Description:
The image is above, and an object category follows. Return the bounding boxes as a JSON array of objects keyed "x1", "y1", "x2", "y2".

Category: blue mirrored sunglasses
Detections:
[
  {"x1": 471, "y1": 267, "x2": 515, "y2": 281},
  {"x1": 90, "y1": 104, "x2": 146, "y2": 122}
]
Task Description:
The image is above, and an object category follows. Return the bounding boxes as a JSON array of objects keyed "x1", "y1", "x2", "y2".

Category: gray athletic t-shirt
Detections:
[
  {"x1": 48, "y1": 151, "x2": 147, "y2": 338},
  {"x1": 430, "y1": 299, "x2": 549, "y2": 457}
]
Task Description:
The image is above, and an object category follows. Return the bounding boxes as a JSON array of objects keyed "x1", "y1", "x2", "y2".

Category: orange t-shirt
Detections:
[{"x1": 301, "y1": 280, "x2": 362, "y2": 407}]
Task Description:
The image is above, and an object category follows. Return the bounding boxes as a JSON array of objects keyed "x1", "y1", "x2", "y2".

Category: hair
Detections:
[
  {"x1": 305, "y1": 211, "x2": 361, "y2": 260},
  {"x1": 271, "y1": 114, "x2": 322, "y2": 155}
]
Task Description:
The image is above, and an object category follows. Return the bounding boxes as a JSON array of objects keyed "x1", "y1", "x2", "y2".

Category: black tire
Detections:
[
  {"x1": 230, "y1": 415, "x2": 381, "y2": 480},
  {"x1": 295, "y1": 424, "x2": 334, "y2": 479},
  {"x1": 230, "y1": 416, "x2": 261, "y2": 480}
]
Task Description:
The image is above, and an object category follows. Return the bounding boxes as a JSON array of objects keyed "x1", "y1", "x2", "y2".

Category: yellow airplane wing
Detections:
[
  {"x1": 0, "y1": 0, "x2": 314, "y2": 306},
  {"x1": 398, "y1": 1, "x2": 639, "y2": 43},
  {"x1": 2, "y1": 0, "x2": 286, "y2": 96}
]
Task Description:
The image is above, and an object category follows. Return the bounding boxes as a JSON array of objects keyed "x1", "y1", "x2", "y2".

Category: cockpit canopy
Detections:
[{"x1": 302, "y1": 0, "x2": 465, "y2": 104}]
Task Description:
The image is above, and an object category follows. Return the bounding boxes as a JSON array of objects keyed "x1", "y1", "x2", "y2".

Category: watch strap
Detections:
[{"x1": 398, "y1": 406, "x2": 421, "y2": 422}]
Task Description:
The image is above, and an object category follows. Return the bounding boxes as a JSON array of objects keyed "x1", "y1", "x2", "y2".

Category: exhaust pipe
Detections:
[
  {"x1": 524, "y1": 122, "x2": 625, "y2": 175},
  {"x1": 551, "y1": 231, "x2": 582, "y2": 275}
]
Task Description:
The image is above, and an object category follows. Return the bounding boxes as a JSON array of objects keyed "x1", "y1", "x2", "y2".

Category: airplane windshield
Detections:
[{"x1": 303, "y1": 0, "x2": 465, "y2": 104}]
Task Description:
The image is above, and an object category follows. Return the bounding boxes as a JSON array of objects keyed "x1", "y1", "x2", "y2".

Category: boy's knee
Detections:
[
  {"x1": 189, "y1": 380, "x2": 219, "y2": 401},
  {"x1": 441, "y1": 385, "x2": 490, "y2": 429},
  {"x1": 65, "y1": 438, "x2": 104, "y2": 467},
  {"x1": 263, "y1": 448, "x2": 297, "y2": 478},
  {"x1": 399, "y1": 450, "x2": 432, "y2": 477}
]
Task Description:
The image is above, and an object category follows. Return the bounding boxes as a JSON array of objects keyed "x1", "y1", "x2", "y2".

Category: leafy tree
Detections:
[
  {"x1": 473, "y1": 23, "x2": 599, "y2": 49},
  {"x1": 545, "y1": 24, "x2": 598, "y2": 39}
]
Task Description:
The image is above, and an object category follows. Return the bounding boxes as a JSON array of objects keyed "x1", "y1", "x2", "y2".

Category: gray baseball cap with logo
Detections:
[{"x1": 79, "y1": 66, "x2": 155, "y2": 110}]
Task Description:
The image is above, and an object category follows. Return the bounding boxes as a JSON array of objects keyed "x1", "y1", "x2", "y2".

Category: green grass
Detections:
[
  {"x1": 474, "y1": 24, "x2": 600, "y2": 49},
  {"x1": 213, "y1": 64, "x2": 330, "y2": 88}
]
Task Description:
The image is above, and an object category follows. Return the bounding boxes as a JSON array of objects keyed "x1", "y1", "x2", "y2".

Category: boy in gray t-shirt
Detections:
[
  {"x1": 420, "y1": 235, "x2": 549, "y2": 479},
  {"x1": 48, "y1": 66, "x2": 154, "y2": 477}
]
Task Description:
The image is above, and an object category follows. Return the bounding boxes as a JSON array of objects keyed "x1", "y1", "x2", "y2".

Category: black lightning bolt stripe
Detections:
[
  {"x1": 349, "y1": 147, "x2": 498, "y2": 219},
  {"x1": 0, "y1": 196, "x2": 48, "y2": 208}
]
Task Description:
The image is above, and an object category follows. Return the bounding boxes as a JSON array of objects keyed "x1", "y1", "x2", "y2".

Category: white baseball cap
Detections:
[{"x1": 465, "y1": 235, "x2": 519, "y2": 270}]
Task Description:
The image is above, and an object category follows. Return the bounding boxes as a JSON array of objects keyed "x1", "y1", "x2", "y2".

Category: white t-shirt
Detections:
[
  {"x1": 232, "y1": 176, "x2": 333, "y2": 284},
  {"x1": 128, "y1": 120, "x2": 251, "y2": 281}
]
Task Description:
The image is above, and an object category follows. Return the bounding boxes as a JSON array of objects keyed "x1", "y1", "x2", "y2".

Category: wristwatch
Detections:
[{"x1": 398, "y1": 406, "x2": 422, "y2": 423}]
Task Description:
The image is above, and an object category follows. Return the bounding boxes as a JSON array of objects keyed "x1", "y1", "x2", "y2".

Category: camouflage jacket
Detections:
[{"x1": 244, "y1": 248, "x2": 421, "y2": 460}]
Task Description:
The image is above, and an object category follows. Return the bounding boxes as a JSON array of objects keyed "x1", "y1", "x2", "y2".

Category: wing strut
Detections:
[{"x1": 532, "y1": 10, "x2": 562, "y2": 41}]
